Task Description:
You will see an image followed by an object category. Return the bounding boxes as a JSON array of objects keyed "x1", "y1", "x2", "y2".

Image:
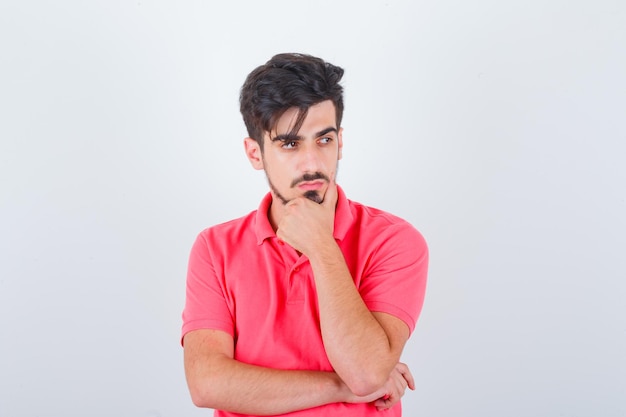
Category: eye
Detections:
[
  {"x1": 282, "y1": 140, "x2": 298, "y2": 149},
  {"x1": 319, "y1": 137, "x2": 333, "y2": 145}
]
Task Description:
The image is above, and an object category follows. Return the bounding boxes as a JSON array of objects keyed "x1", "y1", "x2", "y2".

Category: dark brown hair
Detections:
[{"x1": 239, "y1": 53, "x2": 345, "y2": 149}]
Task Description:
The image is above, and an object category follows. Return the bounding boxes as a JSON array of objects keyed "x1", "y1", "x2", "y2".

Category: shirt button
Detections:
[
  {"x1": 293, "y1": 267, "x2": 300, "y2": 272},
  {"x1": 277, "y1": 239, "x2": 284, "y2": 245}
]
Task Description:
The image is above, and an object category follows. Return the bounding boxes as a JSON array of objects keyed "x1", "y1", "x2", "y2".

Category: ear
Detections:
[
  {"x1": 244, "y1": 137, "x2": 264, "y2": 170},
  {"x1": 337, "y1": 127, "x2": 344, "y2": 160}
]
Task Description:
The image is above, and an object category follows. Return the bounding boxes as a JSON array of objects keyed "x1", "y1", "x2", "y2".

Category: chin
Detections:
[{"x1": 303, "y1": 190, "x2": 323, "y2": 204}]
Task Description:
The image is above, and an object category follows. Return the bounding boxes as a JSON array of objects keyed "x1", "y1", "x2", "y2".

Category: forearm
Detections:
[
  {"x1": 308, "y1": 241, "x2": 404, "y2": 395},
  {"x1": 186, "y1": 352, "x2": 355, "y2": 415}
]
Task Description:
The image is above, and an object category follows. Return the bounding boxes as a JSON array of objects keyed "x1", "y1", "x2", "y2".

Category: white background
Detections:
[{"x1": 1, "y1": 1, "x2": 625, "y2": 416}]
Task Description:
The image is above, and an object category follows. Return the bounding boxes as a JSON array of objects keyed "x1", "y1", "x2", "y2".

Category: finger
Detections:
[
  {"x1": 397, "y1": 363, "x2": 416, "y2": 390},
  {"x1": 390, "y1": 373, "x2": 406, "y2": 400},
  {"x1": 374, "y1": 397, "x2": 394, "y2": 411},
  {"x1": 375, "y1": 391, "x2": 399, "y2": 410},
  {"x1": 396, "y1": 378, "x2": 407, "y2": 398},
  {"x1": 322, "y1": 171, "x2": 338, "y2": 209}
]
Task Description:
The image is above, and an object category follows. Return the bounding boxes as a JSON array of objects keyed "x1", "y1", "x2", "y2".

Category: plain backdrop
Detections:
[{"x1": 1, "y1": 1, "x2": 625, "y2": 416}]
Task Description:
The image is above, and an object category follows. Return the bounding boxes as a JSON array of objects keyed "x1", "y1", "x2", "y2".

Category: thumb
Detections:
[{"x1": 322, "y1": 172, "x2": 338, "y2": 209}]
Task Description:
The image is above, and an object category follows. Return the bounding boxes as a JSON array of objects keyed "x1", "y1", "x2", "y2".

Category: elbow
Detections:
[
  {"x1": 345, "y1": 370, "x2": 389, "y2": 397},
  {"x1": 335, "y1": 353, "x2": 397, "y2": 396},
  {"x1": 189, "y1": 388, "x2": 209, "y2": 409},
  {"x1": 187, "y1": 380, "x2": 218, "y2": 409}
]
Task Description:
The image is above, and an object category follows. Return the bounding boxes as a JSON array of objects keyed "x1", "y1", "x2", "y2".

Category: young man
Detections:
[{"x1": 182, "y1": 53, "x2": 428, "y2": 416}]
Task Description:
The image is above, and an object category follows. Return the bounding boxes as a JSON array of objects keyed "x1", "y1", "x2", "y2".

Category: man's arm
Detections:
[
  {"x1": 276, "y1": 179, "x2": 414, "y2": 396},
  {"x1": 309, "y1": 245, "x2": 410, "y2": 396},
  {"x1": 183, "y1": 329, "x2": 406, "y2": 415}
]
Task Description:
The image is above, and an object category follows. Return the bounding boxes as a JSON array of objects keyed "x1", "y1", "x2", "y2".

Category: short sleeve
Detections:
[
  {"x1": 181, "y1": 231, "x2": 235, "y2": 345},
  {"x1": 359, "y1": 222, "x2": 428, "y2": 335}
]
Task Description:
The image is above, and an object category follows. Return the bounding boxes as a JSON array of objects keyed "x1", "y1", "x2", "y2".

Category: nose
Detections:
[{"x1": 298, "y1": 143, "x2": 323, "y2": 172}]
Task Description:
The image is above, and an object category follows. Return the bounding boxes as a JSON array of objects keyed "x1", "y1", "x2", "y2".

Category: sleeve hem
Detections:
[
  {"x1": 180, "y1": 319, "x2": 235, "y2": 346},
  {"x1": 364, "y1": 300, "x2": 417, "y2": 335}
]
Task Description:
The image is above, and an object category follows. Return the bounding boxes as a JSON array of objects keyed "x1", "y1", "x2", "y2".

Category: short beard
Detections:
[
  {"x1": 303, "y1": 190, "x2": 323, "y2": 203},
  {"x1": 268, "y1": 179, "x2": 290, "y2": 205},
  {"x1": 263, "y1": 160, "x2": 339, "y2": 206},
  {"x1": 267, "y1": 172, "x2": 329, "y2": 205}
]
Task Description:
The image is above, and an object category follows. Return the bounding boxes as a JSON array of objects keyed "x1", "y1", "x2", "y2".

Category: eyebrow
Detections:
[{"x1": 271, "y1": 126, "x2": 338, "y2": 142}]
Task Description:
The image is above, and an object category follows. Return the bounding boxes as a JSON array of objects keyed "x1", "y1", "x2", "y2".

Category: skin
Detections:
[
  {"x1": 251, "y1": 100, "x2": 343, "y2": 218},
  {"x1": 184, "y1": 100, "x2": 415, "y2": 414}
]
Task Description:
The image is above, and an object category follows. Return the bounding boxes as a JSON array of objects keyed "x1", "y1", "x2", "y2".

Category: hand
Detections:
[
  {"x1": 276, "y1": 175, "x2": 338, "y2": 255},
  {"x1": 342, "y1": 362, "x2": 415, "y2": 410},
  {"x1": 373, "y1": 363, "x2": 415, "y2": 411}
]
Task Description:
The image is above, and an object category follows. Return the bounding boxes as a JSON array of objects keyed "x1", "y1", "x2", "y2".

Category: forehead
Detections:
[{"x1": 273, "y1": 100, "x2": 337, "y2": 136}]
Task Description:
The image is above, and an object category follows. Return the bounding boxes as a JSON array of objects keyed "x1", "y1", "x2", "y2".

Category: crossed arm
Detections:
[
  {"x1": 275, "y1": 179, "x2": 412, "y2": 396},
  {"x1": 183, "y1": 237, "x2": 414, "y2": 415},
  {"x1": 184, "y1": 181, "x2": 417, "y2": 414},
  {"x1": 184, "y1": 328, "x2": 413, "y2": 415}
]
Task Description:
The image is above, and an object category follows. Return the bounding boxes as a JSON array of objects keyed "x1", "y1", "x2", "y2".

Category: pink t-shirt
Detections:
[{"x1": 182, "y1": 186, "x2": 428, "y2": 416}]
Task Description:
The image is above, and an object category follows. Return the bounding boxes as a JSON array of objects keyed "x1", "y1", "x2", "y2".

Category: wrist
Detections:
[{"x1": 306, "y1": 236, "x2": 341, "y2": 265}]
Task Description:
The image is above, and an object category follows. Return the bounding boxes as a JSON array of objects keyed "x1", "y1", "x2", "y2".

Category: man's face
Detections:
[{"x1": 245, "y1": 100, "x2": 343, "y2": 205}]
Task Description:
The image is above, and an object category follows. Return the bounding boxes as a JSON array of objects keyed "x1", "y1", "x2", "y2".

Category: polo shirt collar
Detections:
[{"x1": 255, "y1": 185, "x2": 354, "y2": 245}]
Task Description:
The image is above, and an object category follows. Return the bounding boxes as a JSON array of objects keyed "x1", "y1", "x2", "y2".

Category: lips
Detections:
[{"x1": 297, "y1": 180, "x2": 325, "y2": 191}]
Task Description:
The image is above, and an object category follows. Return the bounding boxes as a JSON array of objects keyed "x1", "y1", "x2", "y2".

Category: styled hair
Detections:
[{"x1": 239, "y1": 53, "x2": 345, "y2": 148}]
